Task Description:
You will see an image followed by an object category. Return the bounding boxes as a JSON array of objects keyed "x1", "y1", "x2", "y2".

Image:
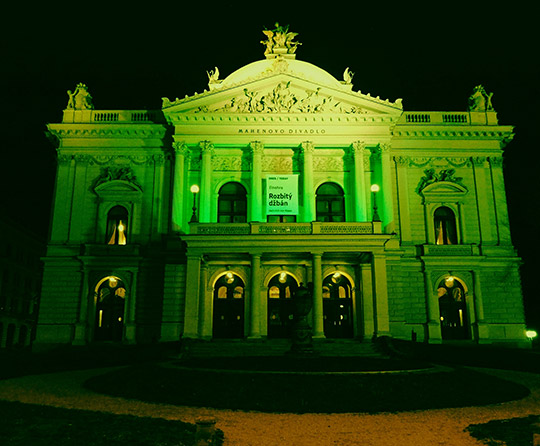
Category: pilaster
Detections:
[
  {"x1": 249, "y1": 253, "x2": 262, "y2": 338},
  {"x1": 250, "y1": 141, "x2": 264, "y2": 222},
  {"x1": 301, "y1": 141, "x2": 315, "y2": 222},
  {"x1": 199, "y1": 141, "x2": 214, "y2": 223},
  {"x1": 351, "y1": 141, "x2": 367, "y2": 221},
  {"x1": 312, "y1": 252, "x2": 325, "y2": 338},
  {"x1": 183, "y1": 255, "x2": 201, "y2": 338},
  {"x1": 172, "y1": 142, "x2": 190, "y2": 232},
  {"x1": 372, "y1": 254, "x2": 390, "y2": 336}
]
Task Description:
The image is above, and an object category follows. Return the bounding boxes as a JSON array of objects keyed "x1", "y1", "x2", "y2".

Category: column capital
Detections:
[
  {"x1": 301, "y1": 141, "x2": 315, "y2": 154},
  {"x1": 199, "y1": 140, "x2": 215, "y2": 156},
  {"x1": 351, "y1": 141, "x2": 368, "y2": 155},
  {"x1": 378, "y1": 142, "x2": 391, "y2": 153},
  {"x1": 249, "y1": 141, "x2": 265, "y2": 155},
  {"x1": 393, "y1": 155, "x2": 410, "y2": 167},
  {"x1": 489, "y1": 156, "x2": 503, "y2": 168},
  {"x1": 173, "y1": 141, "x2": 190, "y2": 157}
]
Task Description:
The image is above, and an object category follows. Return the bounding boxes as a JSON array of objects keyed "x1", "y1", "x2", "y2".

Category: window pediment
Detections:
[{"x1": 421, "y1": 181, "x2": 468, "y2": 203}]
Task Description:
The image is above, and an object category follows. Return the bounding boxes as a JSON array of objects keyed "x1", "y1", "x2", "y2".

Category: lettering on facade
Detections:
[{"x1": 238, "y1": 128, "x2": 326, "y2": 134}]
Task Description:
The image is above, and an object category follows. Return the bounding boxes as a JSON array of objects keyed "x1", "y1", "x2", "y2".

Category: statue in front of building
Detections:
[
  {"x1": 66, "y1": 83, "x2": 94, "y2": 110},
  {"x1": 467, "y1": 85, "x2": 494, "y2": 112},
  {"x1": 289, "y1": 282, "x2": 315, "y2": 356},
  {"x1": 261, "y1": 23, "x2": 301, "y2": 56}
]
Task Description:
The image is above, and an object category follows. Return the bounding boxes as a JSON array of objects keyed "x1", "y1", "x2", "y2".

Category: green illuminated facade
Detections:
[{"x1": 36, "y1": 27, "x2": 527, "y2": 348}]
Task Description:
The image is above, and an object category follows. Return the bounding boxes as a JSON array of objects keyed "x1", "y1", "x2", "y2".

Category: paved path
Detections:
[{"x1": 0, "y1": 367, "x2": 539, "y2": 445}]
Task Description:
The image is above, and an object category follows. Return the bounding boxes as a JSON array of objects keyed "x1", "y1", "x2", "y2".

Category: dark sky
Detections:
[{"x1": 2, "y1": 5, "x2": 538, "y2": 326}]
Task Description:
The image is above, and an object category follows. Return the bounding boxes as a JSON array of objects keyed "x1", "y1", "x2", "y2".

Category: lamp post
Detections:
[
  {"x1": 190, "y1": 184, "x2": 200, "y2": 223},
  {"x1": 370, "y1": 184, "x2": 381, "y2": 222}
]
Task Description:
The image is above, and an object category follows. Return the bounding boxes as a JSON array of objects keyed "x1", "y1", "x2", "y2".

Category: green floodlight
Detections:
[{"x1": 526, "y1": 329, "x2": 538, "y2": 340}]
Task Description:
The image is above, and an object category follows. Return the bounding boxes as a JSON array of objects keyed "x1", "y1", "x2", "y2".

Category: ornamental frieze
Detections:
[
  {"x1": 197, "y1": 81, "x2": 368, "y2": 114},
  {"x1": 212, "y1": 156, "x2": 250, "y2": 171},
  {"x1": 417, "y1": 168, "x2": 466, "y2": 193},
  {"x1": 262, "y1": 156, "x2": 294, "y2": 172},
  {"x1": 313, "y1": 156, "x2": 345, "y2": 172}
]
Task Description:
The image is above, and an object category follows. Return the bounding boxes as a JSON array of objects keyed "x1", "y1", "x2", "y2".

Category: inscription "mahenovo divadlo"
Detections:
[{"x1": 238, "y1": 128, "x2": 326, "y2": 134}]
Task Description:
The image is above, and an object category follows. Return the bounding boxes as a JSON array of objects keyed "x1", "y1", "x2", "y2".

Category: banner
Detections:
[{"x1": 266, "y1": 175, "x2": 298, "y2": 215}]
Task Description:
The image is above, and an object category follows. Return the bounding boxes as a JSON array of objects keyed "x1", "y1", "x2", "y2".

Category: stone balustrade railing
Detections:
[
  {"x1": 189, "y1": 221, "x2": 382, "y2": 235},
  {"x1": 402, "y1": 111, "x2": 498, "y2": 126},
  {"x1": 62, "y1": 109, "x2": 164, "y2": 124}
]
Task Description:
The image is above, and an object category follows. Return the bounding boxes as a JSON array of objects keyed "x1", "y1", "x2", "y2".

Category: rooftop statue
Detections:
[
  {"x1": 343, "y1": 67, "x2": 354, "y2": 85},
  {"x1": 207, "y1": 66, "x2": 220, "y2": 84},
  {"x1": 261, "y1": 22, "x2": 301, "y2": 57},
  {"x1": 467, "y1": 85, "x2": 494, "y2": 112},
  {"x1": 66, "y1": 83, "x2": 94, "y2": 110}
]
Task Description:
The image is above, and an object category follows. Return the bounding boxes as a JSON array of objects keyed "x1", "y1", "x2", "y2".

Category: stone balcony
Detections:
[
  {"x1": 62, "y1": 109, "x2": 164, "y2": 124},
  {"x1": 400, "y1": 111, "x2": 499, "y2": 126},
  {"x1": 189, "y1": 221, "x2": 383, "y2": 235}
]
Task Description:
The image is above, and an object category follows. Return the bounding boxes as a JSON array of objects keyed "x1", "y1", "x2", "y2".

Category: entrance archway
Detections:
[
  {"x1": 213, "y1": 272, "x2": 245, "y2": 339},
  {"x1": 323, "y1": 272, "x2": 353, "y2": 338},
  {"x1": 94, "y1": 276, "x2": 126, "y2": 342},
  {"x1": 438, "y1": 276, "x2": 470, "y2": 340},
  {"x1": 267, "y1": 272, "x2": 298, "y2": 338}
]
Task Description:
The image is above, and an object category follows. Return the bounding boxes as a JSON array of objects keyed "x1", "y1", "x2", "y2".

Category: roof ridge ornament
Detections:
[{"x1": 261, "y1": 23, "x2": 301, "y2": 59}]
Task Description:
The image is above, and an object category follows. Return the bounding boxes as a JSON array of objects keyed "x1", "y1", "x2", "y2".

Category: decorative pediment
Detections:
[
  {"x1": 162, "y1": 57, "x2": 403, "y2": 117},
  {"x1": 418, "y1": 168, "x2": 468, "y2": 203},
  {"x1": 93, "y1": 167, "x2": 143, "y2": 198}
]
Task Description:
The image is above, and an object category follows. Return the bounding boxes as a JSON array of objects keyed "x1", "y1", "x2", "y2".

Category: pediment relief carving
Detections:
[
  {"x1": 193, "y1": 81, "x2": 369, "y2": 115},
  {"x1": 93, "y1": 167, "x2": 143, "y2": 193}
]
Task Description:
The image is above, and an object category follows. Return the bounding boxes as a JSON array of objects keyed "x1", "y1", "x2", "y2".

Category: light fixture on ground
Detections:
[
  {"x1": 526, "y1": 329, "x2": 538, "y2": 341},
  {"x1": 370, "y1": 184, "x2": 381, "y2": 222},
  {"x1": 190, "y1": 184, "x2": 200, "y2": 223}
]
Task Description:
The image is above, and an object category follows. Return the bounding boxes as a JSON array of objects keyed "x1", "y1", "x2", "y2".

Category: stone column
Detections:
[
  {"x1": 359, "y1": 263, "x2": 375, "y2": 338},
  {"x1": 171, "y1": 142, "x2": 189, "y2": 232},
  {"x1": 423, "y1": 267, "x2": 442, "y2": 343},
  {"x1": 73, "y1": 267, "x2": 90, "y2": 345},
  {"x1": 351, "y1": 141, "x2": 367, "y2": 221},
  {"x1": 250, "y1": 142, "x2": 264, "y2": 222},
  {"x1": 249, "y1": 253, "x2": 262, "y2": 338},
  {"x1": 199, "y1": 141, "x2": 214, "y2": 223},
  {"x1": 198, "y1": 259, "x2": 212, "y2": 339},
  {"x1": 183, "y1": 254, "x2": 201, "y2": 338},
  {"x1": 371, "y1": 254, "x2": 390, "y2": 336},
  {"x1": 301, "y1": 141, "x2": 315, "y2": 222},
  {"x1": 379, "y1": 143, "x2": 394, "y2": 229},
  {"x1": 473, "y1": 271, "x2": 489, "y2": 341},
  {"x1": 124, "y1": 269, "x2": 138, "y2": 344},
  {"x1": 473, "y1": 157, "x2": 496, "y2": 244},
  {"x1": 394, "y1": 156, "x2": 412, "y2": 243},
  {"x1": 489, "y1": 156, "x2": 512, "y2": 244},
  {"x1": 312, "y1": 252, "x2": 325, "y2": 338},
  {"x1": 152, "y1": 154, "x2": 166, "y2": 240}
]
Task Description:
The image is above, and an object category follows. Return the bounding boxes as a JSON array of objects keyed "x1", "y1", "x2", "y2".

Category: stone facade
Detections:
[{"x1": 36, "y1": 28, "x2": 527, "y2": 348}]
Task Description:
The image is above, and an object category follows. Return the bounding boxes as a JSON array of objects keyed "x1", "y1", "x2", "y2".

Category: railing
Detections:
[
  {"x1": 402, "y1": 111, "x2": 497, "y2": 125},
  {"x1": 63, "y1": 109, "x2": 165, "y2": 123},
  {"x1": 190, "y1": 221, "x2": 380, "y2": 235}
]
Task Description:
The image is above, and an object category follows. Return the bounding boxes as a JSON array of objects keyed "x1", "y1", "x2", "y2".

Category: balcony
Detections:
[
  {"x1": 400, "y1": 111, "x2": 499, "y2": 126},
  {"x1": 189, "y1": 221, "x2": 382, "y2": 235}
]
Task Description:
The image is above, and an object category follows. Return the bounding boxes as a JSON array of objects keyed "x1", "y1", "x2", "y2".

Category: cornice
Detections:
[
  {"x1": 391, "y1": 128, "x2": 514, "y2": 140},
  {"x1": 167, "y1": 114, "x2": 399, "y2": 125},
  {"x1": 47, "y1": 125, "x2": 168, "y2": 139}
]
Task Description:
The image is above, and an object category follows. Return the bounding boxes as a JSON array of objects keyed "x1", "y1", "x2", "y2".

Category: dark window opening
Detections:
[
  {"x1": 218, "y1": 182, "x2": 247, "y2": 223},
  {"x1": 316, "y1": 183, "x2": 345, "y2": 222}
]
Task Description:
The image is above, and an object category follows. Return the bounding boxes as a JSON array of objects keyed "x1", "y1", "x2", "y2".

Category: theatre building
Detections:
[{"x1": 35, "y1": 26, "x2": 528, "y2": 349}]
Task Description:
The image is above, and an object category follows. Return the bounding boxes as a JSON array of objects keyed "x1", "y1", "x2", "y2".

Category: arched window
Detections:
[
  {"x1": 218, "y1": 182, "x2": 247, "y2": 223},
  {"x1": 107, "y1": 206, "x2": 128, "y2": 245},
  {"x1": 316, "y1": 183, "x2": 345, "y2": 222},
  {"x1": 434, "y1": 206, "x2": 457, "y2": 245}
]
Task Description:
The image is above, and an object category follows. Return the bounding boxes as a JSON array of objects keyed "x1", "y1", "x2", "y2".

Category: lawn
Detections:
[{"x1": 0, "y1": 400, "x2": 196, "y2": 446}]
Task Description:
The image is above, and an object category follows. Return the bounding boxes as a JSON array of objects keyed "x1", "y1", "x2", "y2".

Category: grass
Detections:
[
  {"x1": 83, "y1": 361, "x2": 530, "y2": 413},
  {"x1": 465, "y1": 415, "x2": 540, "y2": 446},
  {"x1": 0, "y1": 400, "x2": 196, "y2": 446}
]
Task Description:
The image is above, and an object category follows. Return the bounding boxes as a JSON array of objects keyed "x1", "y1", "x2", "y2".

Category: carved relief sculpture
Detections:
[
  {"x1": 417, "y1": 168, "x2": 465, "y2": 193},
  {"x1": 93, "y1": 166, "x2": 142, "y2": 189},
  {"x1": 261, "y1": 23, "x2": 301, "y2": 57},
  {"x1": 467, "y1": 85, "x2": 494, "y2": 112}
]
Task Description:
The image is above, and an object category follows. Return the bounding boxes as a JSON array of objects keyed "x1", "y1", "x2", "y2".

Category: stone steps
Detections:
[{"x1": 181, "y1": 338, "x2": 384, "y2": 358}]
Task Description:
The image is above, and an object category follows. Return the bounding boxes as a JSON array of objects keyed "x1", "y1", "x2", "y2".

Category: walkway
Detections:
[{"x1": 0, "y1": 366, "x2": 539, "y2": 445}]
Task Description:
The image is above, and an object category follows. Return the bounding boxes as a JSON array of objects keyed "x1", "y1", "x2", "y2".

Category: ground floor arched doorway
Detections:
[
  {"x1": 267, "y1": 272, "x2": 298, "y2": 338},
  {"x1": 323, "y1": 272, "x2": 353, "y2": 338},
  {"x1": 213, "y1": 272, "x2": 245, "y2": 338},
  {"x1": 438, "y1": 276, "x2": 470, "y2": 340},
  {"x1": 94, "y1": 276, "x2": 126, "y2": 342}
]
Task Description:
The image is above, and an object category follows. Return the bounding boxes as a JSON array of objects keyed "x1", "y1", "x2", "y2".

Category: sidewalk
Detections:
[{"x1": 0, "y1": 366, "x2": 539, "y2": 445}]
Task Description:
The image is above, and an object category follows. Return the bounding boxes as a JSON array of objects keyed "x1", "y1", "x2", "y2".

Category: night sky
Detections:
[{"x1": 2, "y1": 5, "x2": 538, "y2": 327}]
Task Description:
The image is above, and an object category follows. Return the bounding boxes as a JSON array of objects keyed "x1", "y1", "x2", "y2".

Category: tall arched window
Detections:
[
  {"x1": 107, "y1": 206, "x2": 128, "y2": 245},
  {"x1": 316, "y1": 183, "x2": 345, "y2": 222},
  {"x1": 434, "y1": 206, "x2": 457, "y2": 245},
  {"x1": 218, "y1": 182, "x2": 247, "y2": 223}
]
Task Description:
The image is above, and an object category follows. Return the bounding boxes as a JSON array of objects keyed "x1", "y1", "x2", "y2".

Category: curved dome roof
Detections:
[{"x1": 220, "y1": 58, "x2": 344, "y2": 90}]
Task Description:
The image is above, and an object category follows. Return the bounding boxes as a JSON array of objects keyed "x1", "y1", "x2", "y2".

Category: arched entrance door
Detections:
[
  {"x1": 323, "y1": 272, "x2": 353, "y2": 338},
  {"x1": 267, "y1": 272, "x2": 298, "y2": 338},
  {"x1": 438, "y1": 276, "x2": 469, "y2": 340},
  {"x1": 94, "y1": 276, "x2": 126, "y2": 342},
  {"x1": 213, "y1": 272, "x2": 245, "y2": 339}
]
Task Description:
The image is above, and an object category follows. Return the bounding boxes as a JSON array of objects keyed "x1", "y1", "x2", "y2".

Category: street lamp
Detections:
[
  {"x1": 370, "y1": 184, "x2": 381, "y2": 222},
  {"x1": 190, "y1": 184, "x2": 200, "y2": 223}
]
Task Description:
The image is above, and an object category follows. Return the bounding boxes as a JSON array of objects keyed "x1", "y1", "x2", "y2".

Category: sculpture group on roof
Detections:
[
  {"x1": 261, "y1": 22, "x2": 301, "y2": 56},
  {"x1": 66, "y1": 83, "x2": 94, "y2": 110},
  {"x1": 467, "y1": 85, "x2": 494, "y2": 112}
]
